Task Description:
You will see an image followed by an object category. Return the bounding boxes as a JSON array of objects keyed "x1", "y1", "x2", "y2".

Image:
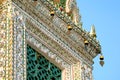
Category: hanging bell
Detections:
[
  {"x1": 84, "y1": 40, "x2": 89, "y2": 45},
  {"x1": 68, "y1": 25, "x2": 72, "y2": 30},
  {"x1": 100, "y1": 60, "x2": 104, "y2": 67},
  {"x1": 50, "y1": 11, "x2": 55, "y2": 16},
  {"x1": 100, "y1": 55, "x2": 104, "y2": 60}
]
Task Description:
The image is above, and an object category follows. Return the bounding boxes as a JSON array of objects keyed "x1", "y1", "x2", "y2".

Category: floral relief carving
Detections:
[
  {"x1": 81, "y1": 63, "x2": 93, "y2": 80},
  {"x1": 12, "y1": 4, "x2": 26, "y2": 80}
]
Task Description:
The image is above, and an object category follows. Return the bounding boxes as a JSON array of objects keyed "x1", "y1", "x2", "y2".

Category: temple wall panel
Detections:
[
  {"x1": 0, "y1": 0, "x2": 101, "y2": 80},
  {"x1": 0, "y1": 0, "x2": 13, "y2": 80}
]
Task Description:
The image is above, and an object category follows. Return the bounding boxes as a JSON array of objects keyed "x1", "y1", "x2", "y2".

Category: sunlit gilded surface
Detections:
[
  {"x1": 0, "y1": 0, "x2": 101, "y2": 80},
  {"x1": 0, "y1": 0, "x2": 13, "y2": 80}
]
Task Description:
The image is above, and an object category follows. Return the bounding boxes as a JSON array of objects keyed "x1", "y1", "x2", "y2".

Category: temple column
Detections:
[
  {"x1": 0, "y1": 0, "x2": 13, "y2": 80},
  {"x1": 72, "y1": 62, "x2": 81, "y2": 80},
  {"x1": 12, "y1": 4, "x2": 26, "y2": 80}
]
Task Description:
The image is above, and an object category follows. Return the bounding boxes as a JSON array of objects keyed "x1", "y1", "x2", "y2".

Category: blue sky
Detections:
[{"x1": 76, "y1": 0, "x2": 120, "y2": 80}]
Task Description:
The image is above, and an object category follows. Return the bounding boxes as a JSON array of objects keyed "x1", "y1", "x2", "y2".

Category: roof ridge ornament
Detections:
[{"x1": 90, "y1": 25, "x2": 97, "y2": 39}]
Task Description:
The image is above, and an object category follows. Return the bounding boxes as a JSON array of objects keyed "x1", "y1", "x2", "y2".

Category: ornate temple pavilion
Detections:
[{"x1": 0, "y1": 0, "x2": 103, "y2": 80}]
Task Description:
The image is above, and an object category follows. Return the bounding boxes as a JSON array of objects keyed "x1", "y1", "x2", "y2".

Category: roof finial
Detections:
[{"x1": 90, "y1": 25, "x2": 97, "y2": 39}]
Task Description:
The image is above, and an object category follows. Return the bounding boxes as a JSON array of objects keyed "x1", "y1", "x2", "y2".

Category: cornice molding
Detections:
[{"x1": 12, "y1": 0, "x2": 94, "y2": 66}]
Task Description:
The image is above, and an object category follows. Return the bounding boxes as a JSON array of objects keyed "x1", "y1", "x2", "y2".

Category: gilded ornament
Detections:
[
  {"x1": 67, "y1": 25, "x2": 72, "y2": 30},
  {"x1": 100, "y1": 55, "x2": 104, "y2": 60},
  {"x1": 50, "y1": 11, "x2": 55, "y2": 16},
  {"x1": 84, "y1": 40, "x2": 89, "y2": 45}
]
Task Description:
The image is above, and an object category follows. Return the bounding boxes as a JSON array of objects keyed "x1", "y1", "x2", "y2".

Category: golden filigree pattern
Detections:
[
  {"x1": 0, "y1": 0, "x2": 13, "y2": 80},
  {"x1": 72, "y1": 62, "x2": 81, "y2": 80}
]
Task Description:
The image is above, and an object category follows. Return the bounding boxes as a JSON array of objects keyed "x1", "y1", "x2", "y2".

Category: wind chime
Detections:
[
  {"x1": 99, "y1": 54, "x2": 104, "y2": 67},
  {"x1": 50, "y1": 8, "x2": 73, "y2": 32},
  {"x1": 49, "y1": 0, "x2": 105, "y2": 68}
]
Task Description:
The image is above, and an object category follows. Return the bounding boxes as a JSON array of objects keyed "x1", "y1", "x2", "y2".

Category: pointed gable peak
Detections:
[{"x1": 90, "y1": 25, "x2": 97, "y2": 38}]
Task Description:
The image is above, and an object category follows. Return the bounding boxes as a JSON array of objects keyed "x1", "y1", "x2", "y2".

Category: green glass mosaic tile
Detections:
[{"x1": 27, "y1": 45, "x2": 61, "y2": 80}]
